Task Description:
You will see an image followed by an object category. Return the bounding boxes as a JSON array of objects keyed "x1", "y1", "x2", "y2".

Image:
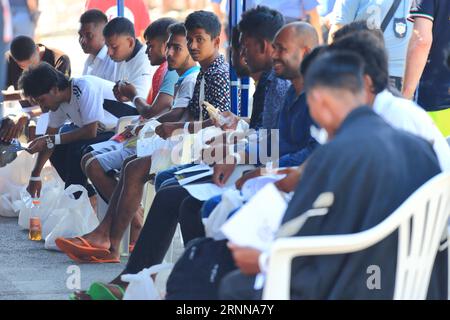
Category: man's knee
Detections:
[
  {"x1": 123, "y1": 157, "x2": 151, "y2": 183},
  {"x1": 85, "y1": 158, "x2": 104, "y2": 180},
  {"x1": 81, "y1": 152, "x2": 95, "y2": 174}
]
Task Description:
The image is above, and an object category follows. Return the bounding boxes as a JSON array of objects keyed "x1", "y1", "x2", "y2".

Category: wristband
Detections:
[
  {"x1": 29, "y1": 176, "x2": 41, "y2": 182},
  {"x1": 258, "y1": 251, "x2": 269, "y2": 273},
  {"x1": 132, "y1": 96, "x2": 143, "y2": 107},
  {"x1": 231, "y1": 152, "x2": 242, "y2": 164},
  {"x1": 54, "y1": 134, "x2": 61, "y2": 145}
]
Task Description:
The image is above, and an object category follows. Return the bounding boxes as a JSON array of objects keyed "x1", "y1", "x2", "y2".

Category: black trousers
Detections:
[
  {"x1": 49, "y1": 125, "x2": 114, "y2": 196},
  {"x1": 219, "y1": 270, "x2": 262, "y2": 300},
  {"x1": 124, "y1": 185, "x2": 205, "y2": 274}
]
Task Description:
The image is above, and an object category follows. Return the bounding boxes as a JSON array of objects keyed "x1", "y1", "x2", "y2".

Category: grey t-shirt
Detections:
[{"x1": 334, "y1": 0, "x2": 413, "y2": 77}]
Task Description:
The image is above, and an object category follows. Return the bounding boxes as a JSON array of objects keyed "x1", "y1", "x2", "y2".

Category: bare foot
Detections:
[{"x1": 65, "y1": 232, "x2": 111, "y2": 251}]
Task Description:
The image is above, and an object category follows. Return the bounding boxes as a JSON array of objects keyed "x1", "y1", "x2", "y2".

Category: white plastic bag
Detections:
[
  {"x1": 0, "y1": 151, "x2": 36, "y2": 217},
  {"x1": 136, "y1": 119, "x2": 161, "y2": 157},
  {"x1": 121, "y1": 263, "x2": 173, "y2": 300},
  {"x1": 44, "y1": 185, "x2": 99, "y2": 250},
  {"x1": 17, "y1": 167, "x2": 65, "y2": 228},
  {"x1": 204, "y1": 189, "x2": 244, "y2": 240}
]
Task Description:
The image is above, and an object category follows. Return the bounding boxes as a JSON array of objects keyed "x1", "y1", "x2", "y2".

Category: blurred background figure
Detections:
[
  {"x1": 85, "y1": 0, "x2": 151, "y2": 40},
  {"x1": 1, "y1": 0, "x2": 13, "y2": 100},
  {"x1": 9, "y1": 0, "x2": 39, "y2": 39}
]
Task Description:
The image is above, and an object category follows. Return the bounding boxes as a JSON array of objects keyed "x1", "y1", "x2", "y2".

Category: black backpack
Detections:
[{"x1": 165, "y1": 237, "x2": 237, "y2": 300}]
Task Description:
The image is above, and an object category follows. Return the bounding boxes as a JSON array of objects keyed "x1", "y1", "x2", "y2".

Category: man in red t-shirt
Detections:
[{"x1": 85, "y1": 0, "x2": 150, "y2": 39}]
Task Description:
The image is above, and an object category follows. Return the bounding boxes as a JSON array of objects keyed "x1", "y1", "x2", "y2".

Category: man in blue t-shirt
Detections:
[{"x1": 403, "y1": 0, "x2": 450, "y2": 137}]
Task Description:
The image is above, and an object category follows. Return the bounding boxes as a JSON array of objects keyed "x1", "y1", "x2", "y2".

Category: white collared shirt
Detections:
[
  {"x1": 82, "y1": 45, "x2": 116, "y2": 82},
  {"x1": 374, "y1": 89, "x2": 450, "y2": 171}
]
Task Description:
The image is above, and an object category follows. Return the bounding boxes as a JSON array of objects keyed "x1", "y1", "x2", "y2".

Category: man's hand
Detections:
[
  {"x1": 27, "y1": 180, "x2": 42, "y2": 198},
  {"x1": 0, "y1": 115, "x2": 28, "y2": 142},
  {"x1": 27, "y1": 136, "x2": 49, "y2": 154},
  {"x1": 227, "y1": 242, "x2": 261, "y2": 275},
  {"x1": 113, "y1": 82, "x2": 131, "y2": 103},
  {"x1": 213, "y1": 163, "x2": 236, "y2": 187},
  {"x1": 117, "y1": 82, "x2": 138, "y2": 101},
  {"x1": 212, "y1": 111, "x2": 240, "y2": 130},
  {"x1": 155, "y1": 123, "x2": 181, "y2": 140},
  {"x1": 235, "y1": 168, "x2": 262, "y2": 190},
  {"x1": 274, "y1": 167, "x2": 303, "y2": 193}
]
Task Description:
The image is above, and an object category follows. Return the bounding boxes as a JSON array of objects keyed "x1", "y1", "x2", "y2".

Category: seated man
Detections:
[
  {"x1": 4, "y1": 36, "x2": 71, "y2": 94},
  {"x1": 102, "y1": 17, "x2": 154, "y2": 118},
  {"x1": 19, "y1": 63, "x2": 119, "y2": 198},
  {"x1": 79, "y1": 9, "x2": 116, "y2": 81},
  {"x1": 220, "y1": 51, "x2": 447, "y2": 300},
  {"x1": 81, "y1": 17, "x2": 179, "y2": 203},
  {"x1": 56, "y1": 22, "x2": 200, "y2": 264},
  {"x1": 66, "y1": 22, "x2": 319, "y2": 301}
]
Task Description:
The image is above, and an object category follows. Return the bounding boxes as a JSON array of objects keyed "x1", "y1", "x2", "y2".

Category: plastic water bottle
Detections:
[{"x1": 29, "y1": 198, "x2": 42, "y2": 241}]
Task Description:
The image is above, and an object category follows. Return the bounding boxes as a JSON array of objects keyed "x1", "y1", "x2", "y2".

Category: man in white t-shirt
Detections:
[
  {"x1": 102, "y1": 17, "x2": 155, "y2": 118},
  {"x1": 18, "y1": 63, "x2": 119, "y2": 198},
  {"x1": 79, "y1": 9, "x2": 116, "y2": 81},
  {"x1": 55, "y1": 23, "x2": 201, "y2": 266}
]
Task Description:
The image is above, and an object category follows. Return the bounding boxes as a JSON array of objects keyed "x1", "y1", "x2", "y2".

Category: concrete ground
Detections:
[{"x1": 0, "y1": 216, "x2": 125, "y2": 300}]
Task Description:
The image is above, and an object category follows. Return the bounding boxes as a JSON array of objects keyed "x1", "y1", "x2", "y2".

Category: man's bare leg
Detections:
[
  {"x1": 64, "y1": 155, "x2": 138, "y2": 250},
  {"x1": 85, "y1": 158, "x2": 118, "y2": 202},
  {"x1": 107, "y1": 156, "x2": 152, "y2": 259}
]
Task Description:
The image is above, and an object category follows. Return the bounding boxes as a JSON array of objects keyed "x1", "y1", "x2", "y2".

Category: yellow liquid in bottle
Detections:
[{"x1": 29, "y1": 228, "x2": 42, "y2": 241}]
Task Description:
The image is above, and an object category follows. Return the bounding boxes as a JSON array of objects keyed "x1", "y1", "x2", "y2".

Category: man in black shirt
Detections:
[{"x1": 4, "y1": 35, "x2": 71, "y2": 93}]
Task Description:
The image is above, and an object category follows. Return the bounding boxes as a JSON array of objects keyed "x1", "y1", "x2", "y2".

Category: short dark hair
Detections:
[
  {"x1": 18, "y1": 62, "x2": 70, "y2": 98},
  {"x1": 300, "y1": 45, "x2": 327, "y2": 76},
  {"x1": 185, "y1": 10, "x2": 221, "y2": 39},
  {"x1": 333, "y1": 20, "x2": 384, "y2": 44},
  {"x1": 168, "y1": 22, "x2": 187, "y2": 38},
  {"x1": 103, "y1": 17, "x2": 135, "y2": 38},
  {"x1": 330, "y1": 31, "x2": 388, "y2": 94},
  {"x1": 80, "y1": 9, "x2": 108, "y2": 25},
  {"x1": 238, "y1": 5, "x2": 285, "y2": 42},
  {"x1": 305, "y1": 51, "x2": 366, "y2": 94},
  {"x1": 10, "y1": 36, "x2": 36, "y2": 61},
  {"x1": 144, "y1": 17, "x2": 178, "y2": 41}
]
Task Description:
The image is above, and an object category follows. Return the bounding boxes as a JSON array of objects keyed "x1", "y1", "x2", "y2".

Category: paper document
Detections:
[
  {"x1": 183, "y1": 183, "x2": 227, "y2": 201},
  {"x1": 174, "y1": 163, "x2": 211, "y2": 175},
  {"x1": 36, "y1": 113, "x2": 49, "y2": 135},
  {"x1": 221, "y1": 183, "x2": 287, "y2": 251}
]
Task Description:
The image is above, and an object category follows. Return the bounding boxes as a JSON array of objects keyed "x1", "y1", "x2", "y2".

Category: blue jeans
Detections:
[{"x1": 154, "y1": 163, "x2": 196, "y2": 192}]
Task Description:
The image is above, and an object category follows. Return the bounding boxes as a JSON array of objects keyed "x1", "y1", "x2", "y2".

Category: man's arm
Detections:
[
  {"x1": 134, "y1": 92, "x2": 173, "y2": 118},
  {"x1": 402, "y1": 17, "x2": 433, "y2": 100},
  {"x1": 306, "y1": 8, "x2": 324, "y2": 44},
  {"x1": 156, "y1": 108, "x2": 186, "y2": 123},
  {"x1": 327, "y1": 23, "x2": 343, "y2": 43}
]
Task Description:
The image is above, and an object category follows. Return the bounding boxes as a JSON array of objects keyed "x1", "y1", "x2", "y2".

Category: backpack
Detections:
[{"x1": 165, "y1": 237, "x2": 237, "y2": 300}]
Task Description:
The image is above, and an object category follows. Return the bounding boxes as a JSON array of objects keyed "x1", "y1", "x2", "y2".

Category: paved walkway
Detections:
[{"x1": 0, "y1": 216, "x2": 125, "y2": 300}]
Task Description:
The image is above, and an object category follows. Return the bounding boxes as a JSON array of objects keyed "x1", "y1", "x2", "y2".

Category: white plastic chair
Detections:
[{"x1": 263, "y1": 172, "x2": 450, "y2": 300}]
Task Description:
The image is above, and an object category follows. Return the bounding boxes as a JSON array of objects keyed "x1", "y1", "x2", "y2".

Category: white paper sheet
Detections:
[
  {"x1": 35, "y1": 113, "x2": 49, "y2": 135},
  {"x1": 177, "y1": 169, "x2": 213, "y2": 186},
  {"x1": 183, "y1": 183, "x2": 227, "y2": 201},
  {"x1": 174, "y1": 163, "x2": 211, "y2": 175},
  {"x1": 221, "y1": 183, "x2": 287, "y2": 251}
]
